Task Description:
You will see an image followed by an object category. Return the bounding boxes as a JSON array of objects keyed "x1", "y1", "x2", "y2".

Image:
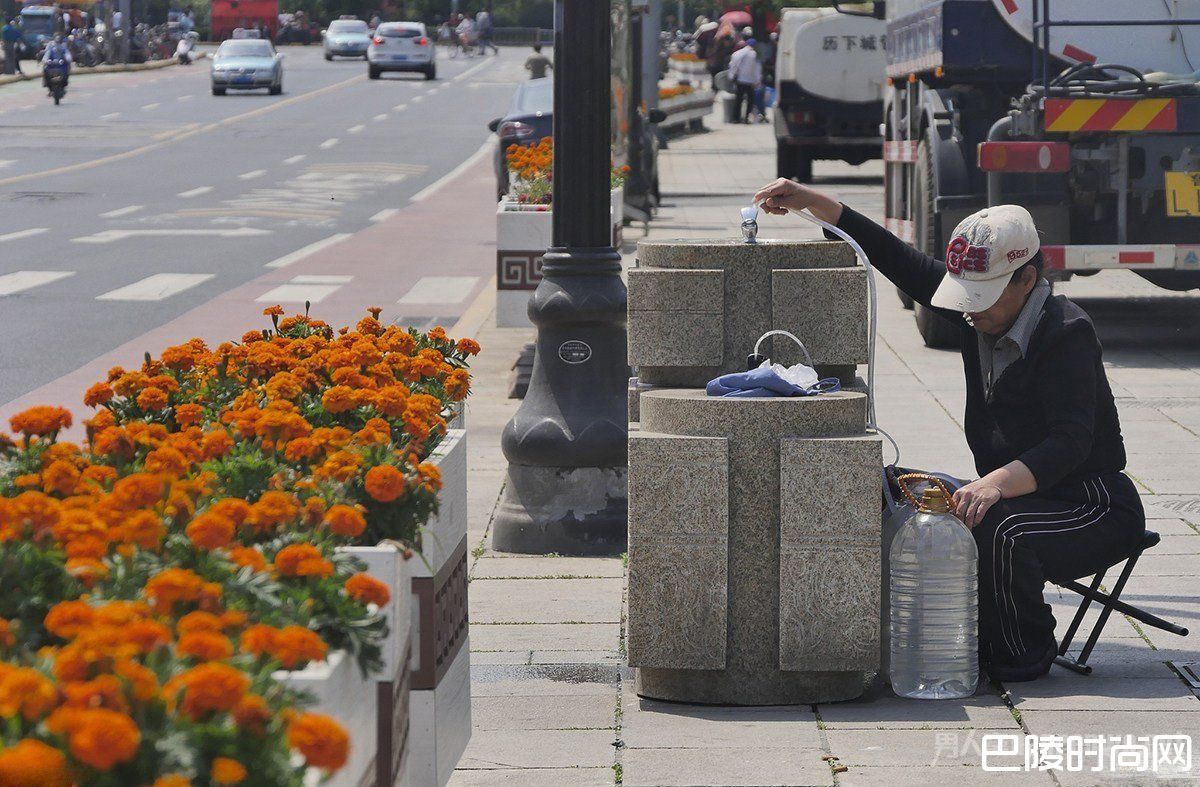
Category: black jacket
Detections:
[{"x1": 832, "y1": 207, "x2": 1127, "y2": 493}]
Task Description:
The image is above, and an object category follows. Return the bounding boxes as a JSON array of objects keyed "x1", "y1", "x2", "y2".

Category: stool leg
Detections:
[
  {"x1": 1057, "y1": 579, "x2": 1189, "y2": 637},
  {"x1": 1059, "y1": 571, "x2": 1106, "y2": 656},
  {"x1": 1077, "y1": 555, "x2": 1140, "y2": 666}
]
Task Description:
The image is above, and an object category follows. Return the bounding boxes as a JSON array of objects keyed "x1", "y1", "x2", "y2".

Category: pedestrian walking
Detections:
[
  {"x1": 475, "y1": 9, "x2": 497, "y2": 55},
  {"x1": 706, "y1": 21, "x2": 734, "y2": 92},
  {"x1": 728, "y1": 38, "x2": 760, "y2": 123},
  {"x1": 524, "y1": 44, "x2": 551, "y2": 79},
  {"x1": 2, "y1": 18, "x2": 22, "y2": 75},
  {"x1": 455, "y1": 14, "x2": 475, "y2": 56},
  {"x1": 754, "y1": 179, "x2": 1147, "y2": 683}
]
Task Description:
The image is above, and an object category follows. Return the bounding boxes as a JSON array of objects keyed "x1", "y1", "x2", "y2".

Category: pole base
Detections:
[{"x1": 492, "y1": 465, "x2": 627, "y2": 556}]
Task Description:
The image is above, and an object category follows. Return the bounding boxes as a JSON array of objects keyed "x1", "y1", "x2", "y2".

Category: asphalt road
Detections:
[{"x1": 0, "y1": 45, "x2": 522, "y2": 406}]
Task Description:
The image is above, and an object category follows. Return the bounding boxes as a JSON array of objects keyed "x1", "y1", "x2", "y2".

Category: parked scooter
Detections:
[
  {"x1": 44, "y1": 58, "x2": 68, "y2": 104},
  {"x1": 175, "y1": 32, "x2": 196, "y2": 64}
]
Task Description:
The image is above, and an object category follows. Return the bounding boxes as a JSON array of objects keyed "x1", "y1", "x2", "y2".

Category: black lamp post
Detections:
[{"x1": 492, "y1": 0, "x2": 629, "y2": 556}]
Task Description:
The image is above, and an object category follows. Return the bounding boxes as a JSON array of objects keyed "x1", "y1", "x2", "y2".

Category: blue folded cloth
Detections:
[{"x1": 706, "y1": 367, "x2": 841, "y2": 398}]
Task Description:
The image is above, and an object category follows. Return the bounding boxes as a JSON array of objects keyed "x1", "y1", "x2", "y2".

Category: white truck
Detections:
[
  {"x1": 881, "y1": 0, "x2": 1200, "y2": 346},
  {"x1": 775, "y1": 7, "x2": 888, "y2": 182}
]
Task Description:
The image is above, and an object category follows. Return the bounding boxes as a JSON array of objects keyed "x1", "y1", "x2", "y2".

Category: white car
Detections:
[{"x1": 367, "y1": 22, "x2": 436, "y2": 80}]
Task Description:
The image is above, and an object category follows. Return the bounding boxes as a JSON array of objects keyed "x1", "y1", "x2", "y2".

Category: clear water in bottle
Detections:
[{"x1": 890, "y1": 487, "x2": 979, "y2": 700}]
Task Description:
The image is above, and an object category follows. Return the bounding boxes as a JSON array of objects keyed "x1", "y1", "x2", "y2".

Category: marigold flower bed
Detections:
[{"x1": 0, "y1": 306, "x2": 478, "y2": 786}]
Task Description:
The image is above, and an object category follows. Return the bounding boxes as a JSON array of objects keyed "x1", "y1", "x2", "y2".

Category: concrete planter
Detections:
[
  {"x1": 667, "y1": 57, "x2": 709, "y2": 83},
  {"x1": 496, "y1": 187, "x2": 624, "y2": 328},
  {"x1": 658, "y1": 90, "x2": 716, "y2": 132},
  {"x1": 406, "y1": 428, "x2": 471, "y2": 787}
]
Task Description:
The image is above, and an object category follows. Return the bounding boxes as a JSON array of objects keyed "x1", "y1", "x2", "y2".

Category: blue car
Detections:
[
  {"x1": 323, "y1": 19, "x2": 371, "y2": 61},
  {"x1": 211, "y1": 38, "x2": 284, "y2": 96},
  {"x1": 488, "y1": 77, "x2": 553, "y2": 199}
]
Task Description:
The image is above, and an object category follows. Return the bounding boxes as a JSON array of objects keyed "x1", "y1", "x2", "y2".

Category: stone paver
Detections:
[
  {"x1": 1007, "y1": 675, "x2": 1200, "y2": 712},
  {"x1": 622, "y1": 691, "x2": 822, "y2": 749},
  {"x1": 619, "y1": 747, "x2": 834, "y2": 787},
  {"x1": 472, "y1": 694, "x2": 615, "y2": 731},
  {"x1": 448, "y1": 767, "x2": 615, "y2": 786},
  {"x1": 469, "y1": 622, "x2": 621, "y2": 653},
  {"x1": 468, "y1": 578, "x2": 623, "y2": 624},
  {"x1": 827, "y1": 728, "x2": 988, "y2": 767},
  {"x1": 817, "y1": 685, "x2": 1018, "y2": 730},
  {"x1": 837, "y1": 766, "x2": 1055, "y2": 786},
  {"x1": 458, "y1": 729, "x2": 616, "y2": 769},
  {"x1": 471, "y1": 556, "x2": 625, "y2": 579}
]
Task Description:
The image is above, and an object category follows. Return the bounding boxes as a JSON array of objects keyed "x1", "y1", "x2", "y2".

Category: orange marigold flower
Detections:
[
  {"x1": 45, "y1": 600, "x2": 95, "y2": 640},
  {"x1": 137, "y1": 386, "x2": 169, "y2": 411},
  {"x1": 174, "y1": 403, "x2": 204, "y2": 428},
  {"x1": 0, "y1": 739, "x2": 73, "y2": 787},
  {"x1": 320, "y1": 385, "x2": 358, "y2": 414},
  {"x1": 111, "y1": 473, "x2": 164, "y2": 511},
  {"x1": 144, "y1": 567, "x2": 206, "y2": 614},
  {"x1": 41, "y1": 460, "x2": 80, "y2": 497},
  {"x1": 232, "y1": 693, "x2": 270, "y2": 735},
  {"x1": 283, "y1": 437, "x2": 321, "y2": 462},
  {"x1": 345, "y1": 573, "x2": 391, "y2": 607},
  {"x1": 115, "y1": 510, "x2": 165, "y2": 550},
  {"x1": 171, "y1": 662, "x2": 249, "y2": 719},
  {"x1": 325, "y1": 504, "x2": 366, "y2": 538},
  {"x1": 83, "y1": 381, "x2": 115, "y2": 408},
  {"x1": 444, "y1": 368, "x2": 471, "y2": 402},
  {"x1": 0, "y1": 667, "x2": 57, "y2": 720},
  {"x1": 0, "y1": 619, "x2": 13, "y2": 650},
  {"x1": 46, "y1": 707, "x2": 140, "y2": 771},
  {"x1": 92, "y1": 427, "x2": 135, "y2": 460},
  {"x1": 363, "y1": 464, "x2": 405, "y2": 503},
  {"x1": 114, "y1": 659, "x2": 159, "y2": 701},
  {"x1": 154, "y1": 776, "x2": 193, "y2": 787},
  {"x1": 456, "y1": 337, "x2": 481, "y2": 356},
  {"x1": 201, "y1": 429, "x2": 234, "y2": 460},
  {"x1": 271, "y1": 626, "x2": 327, "y2": 669},
  {"x1": 373, "y1": 384, "x2": 410, "y2": 418},
  {"x1": 61, "y1": 674, "x2": 128, "y2": 713},
  {"x1": 246, "y1": 491, "x2": 300, "y2": 532},
  {"x1": 212, "y1": 757, "x2": 248, "y2": 785},
  {"x1": 177, "y1": 611, "x2": 223, "y2": 634},
  {"x1": 263, "y1": 304, "x2": 285, "y2": 317},
  {"x1": 287, "y1": 712, "x2": 350, "y2": 771},
  {"x1": 186, "y1": 511, "x2": 234, "y2": 551},
  {"x1": 9, "y1": 406, "x2": 72, "y2": 437},
  {"x1": 273, "y1": 543, "x2": 334, "y2": 579},
  {"x1": 209, "y1": 497, "x2": 251, "y2": 527},
  {"x1": 145, "y1": 445, "x2": 190, "y2": 478},
  {"x1": 124, "y1": 620, "x2": 172, "y2": 654},
  {"x1": 238, "y1": 624, "x2": 277, "y2": 658},
  {"x1": 228, "y1": 546, "x2": 268, "y2": 573},
  {"x1": 80, "y1": 464, "x2": 118, "y2": 489},
  {"x1": 177, "y1": 631, "x2": 234, "y2": 662},
  {"x1": 417, "y1": 461, "x2": 443, "y2": 492},
  {"x1": 427, "y1": 326, "x2": 448, "y2": 343}
]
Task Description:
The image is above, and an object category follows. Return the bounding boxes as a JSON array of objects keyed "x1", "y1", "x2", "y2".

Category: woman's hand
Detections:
[
  {"x1": 751, "y1": 179, "x2": 844, "y2": 224},
  {"x1": 951, "y1": 480, "x2": 1003, "y2": 530}
]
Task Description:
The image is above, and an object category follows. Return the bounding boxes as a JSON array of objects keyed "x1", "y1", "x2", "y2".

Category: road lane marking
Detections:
[
  {"x1": 239, "y1": 169, "x2": 267, "y2": 180},
  {"x1": 101, "y1": 205, "x2": 143, "y2": 218},
  {"x1": 320, "y1": 138, "x2": 340, "y2": 149},
  {"x1": 397, "y1": 276, "x2": 479, "y2": 304},
  {"x1": 0, "y1": 228, "x2": 49, "y2": 242},
  {"x1": 265, "y1": 233, "x2": 352, "y2": 268},
  {"x1": 0, "y1": 160, "x2": 15, "y2": 169},
  {"x1": 141, "y1": 102, "x2": 160, "y2": 110},
  {"x1": 293, "y1": 274, "x2": 353, "y2": 284},
  {"x1": 370, "y1": 208, "x2": 398, "y2": 222},
  {"x1": 97, "y1": 273, "x2": 214, "y2": 301},
  {"x1": 393, "y1": 103, "x2": 407, "y2": 111},
  {"x1": 73, "y1": 228, "x2": 270, "y2": 244},
  {"x1": 177, "y1": 95, "x2": 193, "y2": 101},
  {"x1": 178, "y1": 186, "x2": 213, "y2": 198},
  {"x1": 284, "y1": 154, "x2": 306, "y2": 164},
  {"x1": 373, "y1": 113, "x2": 387, "y2": 121},
  {"x1": 0, "y1": 75, "x2": 366, "y2": 188},
  {"x1": 410, "y1": 140, "x2": 492, "y2": 202},
  {"x1": 347, "y1": 124, "x2": 365, "y2": 133},
  {"x1": 411, "y1": 95, "x2": 424, "y2": 103},
  {"x1": 453, "y1": 58, "x2": 492, "y2": 82},
  {"x1": 256, "y1": 275, "x2": 351, "y2": 303},
  {"x1": 0, "y1": 271, "x2": 74, "y2": 296},
  {"x1": 100, "y1": 112, "x2": 120, "y2": 120}
]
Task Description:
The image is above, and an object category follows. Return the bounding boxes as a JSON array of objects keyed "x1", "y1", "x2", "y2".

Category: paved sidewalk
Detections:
[{"x1": 453, "y1": 110, "x2": 1200, "y2": 786}]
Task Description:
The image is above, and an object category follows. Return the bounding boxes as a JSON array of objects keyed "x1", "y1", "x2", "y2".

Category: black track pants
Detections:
[{"x1": 973, "y1": 472, "x2": 1145, "y2": 670}]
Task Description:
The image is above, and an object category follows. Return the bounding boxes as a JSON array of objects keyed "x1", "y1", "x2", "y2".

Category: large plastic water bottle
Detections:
[{"x1": 889, "y1": 476, "x2": 979, "y2": 699}]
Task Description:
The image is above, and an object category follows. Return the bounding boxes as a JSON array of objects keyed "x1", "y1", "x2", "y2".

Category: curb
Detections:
[{"x1": 0, "y1": 51, "x2": 206, "y2": 87}]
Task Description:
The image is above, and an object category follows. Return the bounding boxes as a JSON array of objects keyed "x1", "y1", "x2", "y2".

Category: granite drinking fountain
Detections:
[{"x1": 626, "y1": 236, "x2": 883, "y2": 705}]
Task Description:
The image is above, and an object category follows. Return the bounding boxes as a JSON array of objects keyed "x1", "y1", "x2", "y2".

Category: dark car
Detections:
[{"x1": 488, "y1": 77, "x2": 553, "y2": 199}]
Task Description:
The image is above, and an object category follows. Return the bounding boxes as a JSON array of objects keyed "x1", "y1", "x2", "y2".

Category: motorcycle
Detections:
[{"x1": 44, "y1": 59, "x2": 68, "y2": 104}]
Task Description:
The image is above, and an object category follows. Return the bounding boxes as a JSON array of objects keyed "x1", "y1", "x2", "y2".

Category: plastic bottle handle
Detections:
[
  {"x1": 753, "y1": 329, "x2": 814, "y2": 368},
  {"x1": 895, "y1": 472, "x2": 954, "y2": 512}
]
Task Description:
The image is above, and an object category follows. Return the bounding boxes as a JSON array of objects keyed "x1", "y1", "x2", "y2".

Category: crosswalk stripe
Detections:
[
  {"x1": 239, "y1": 169, "x2": 267, "y2": 180},
  {"x1": 397, "y1": 276, "x2": 479, "y2": 304},
  {"x1": 101, "y1": 205, "x2": 142, "y2": 218},
  {"x1": 256, "y1": 275, "x2": 351, "y2": 304},
  {"x1": 97, "y1": 273, "x2": 214, "y2": 301},
  {"x1": 370, "y1": 208, "x2": 398, "y2": 222},
  {"x1": 293, "y1": 274, "x2": 353, "y2": 284},
  {"x1": 0, "y1": 270, "x2": 74, "y2": 296},
  {"x1": 0, "y1": 228, "x2": 49, "y2": 242},
  {"x1": 265, "y1": 233, "x2": 352, "y2": 268},
  {"x1": 178, "y1": 186, "x2": 213, "y2": 198}
]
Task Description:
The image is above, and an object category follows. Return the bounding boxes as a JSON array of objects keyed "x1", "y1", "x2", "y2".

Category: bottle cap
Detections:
[{"x1": 920, "y1": 487, "x2": 952, "y2": 513}]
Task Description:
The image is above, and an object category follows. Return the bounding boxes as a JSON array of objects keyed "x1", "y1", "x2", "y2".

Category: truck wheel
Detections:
[{"x1": 913, "y1": 138, "x2": 959, "y2": 349}]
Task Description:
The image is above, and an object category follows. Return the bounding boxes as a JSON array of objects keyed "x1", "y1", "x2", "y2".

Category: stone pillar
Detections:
[{"x1": 626, "y1": 238, "x2": 880, "y2": 705}]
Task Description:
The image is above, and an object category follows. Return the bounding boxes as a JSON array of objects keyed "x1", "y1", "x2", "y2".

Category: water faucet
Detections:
[{"x1": 740, "y1": 204, "x2": 759, "y2": 243}]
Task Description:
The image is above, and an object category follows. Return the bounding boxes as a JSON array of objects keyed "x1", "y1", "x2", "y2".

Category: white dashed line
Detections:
[
  {"x1": 101, "y1": 205, "x2": 143, "y2": 218},
  {"x1": 410, "y1": 141, "x2": 492, "y2": 202},
  {"x1": 73, "y1": 228, "x2": 269, "y2": 244},
  {"x1": 97, "y1": 273, "x2": 214, "y2": 301},
  {"x1": 256, "y1": 275, "x2": 351, "y2": 304},
  {"x1": 370, "y1": 208, "x2": 399, "y2": 222},
  {"x1": 397, "y1": 276, "x2": 479, "y2": 304},
  {"x1": 284, "y1": 154, "x2": 307, "y2": 164},
  {"x1": 0, "y1": 160, "x2": 15, "y2": 169},
  {"x1": 178, "y1": 186, "x2": 213, "y2": 198},
  {"x1": 100, "y1": 112, "x2": 120, "y2": 120},
  {"x1": 0, "y1": 271, "x2": 74, "y2": 296},
  {"x1": 453, "y1": 59, "x2": 492, "y2": 81},
  {"x1": 177, "y1": 95, "x2": 194, "y2": 101},
  {"x1": 319, "y1": 138, "x2": 340, "y2": 149},
  {"x1": 0, "y1": 228, "x2": 49, "y2": 242},
  {"x1": 373, "y1": 113, "x2": 388, "y2": 121},
  {"x1": 239, "y1": 169, "x2": 267, "y2": 180},
  {"x1": 393, "y1": 103, "x2": 408, "y2": 111},
  {"x1": 141, "y1": 102, "x2": 160, "y2": 110},
  {"x1": 411, "y1": 95, "x2": 424, "y2": 103},
  {"x1": 264, "y1": 233, "x2": 353, "y2": 268},
  {"x1": 347, "y1": 124, "x2": 365, "y2": 133},
  {"x1": 292, "y1": 274, "x2": 353, "y2": 284}
]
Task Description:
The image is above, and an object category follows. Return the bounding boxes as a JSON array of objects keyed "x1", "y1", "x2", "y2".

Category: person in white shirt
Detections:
[
  {"x1": 728, "y1": 39, "x2": 761, "y2": 123},
  {"x1": 455, "y1": 15, "x2": 474, "y2": 51}
]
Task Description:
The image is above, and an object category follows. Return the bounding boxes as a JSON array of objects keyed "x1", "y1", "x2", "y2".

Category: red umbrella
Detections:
[{"x1": 719, "y1": 10, "x2": 752, "y2": 28}]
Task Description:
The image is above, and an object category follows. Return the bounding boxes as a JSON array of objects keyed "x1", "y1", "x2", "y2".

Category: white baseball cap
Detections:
[{"x1": 930, "y1": 205, "x2": 1040, "y2": 313}]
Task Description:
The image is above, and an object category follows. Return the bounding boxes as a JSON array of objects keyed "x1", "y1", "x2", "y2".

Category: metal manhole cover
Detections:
[
  {"x1": 9, "y1": 191, "x2": 87, "y2": 202},
  {"x1": 1170, "y1": 661, "x2": 1200, "y2": 688}
]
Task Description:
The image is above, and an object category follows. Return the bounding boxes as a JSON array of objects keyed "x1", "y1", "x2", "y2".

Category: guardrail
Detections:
[{"x1": 491, "y1": 27, "x2": 554, "y2": 47}]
